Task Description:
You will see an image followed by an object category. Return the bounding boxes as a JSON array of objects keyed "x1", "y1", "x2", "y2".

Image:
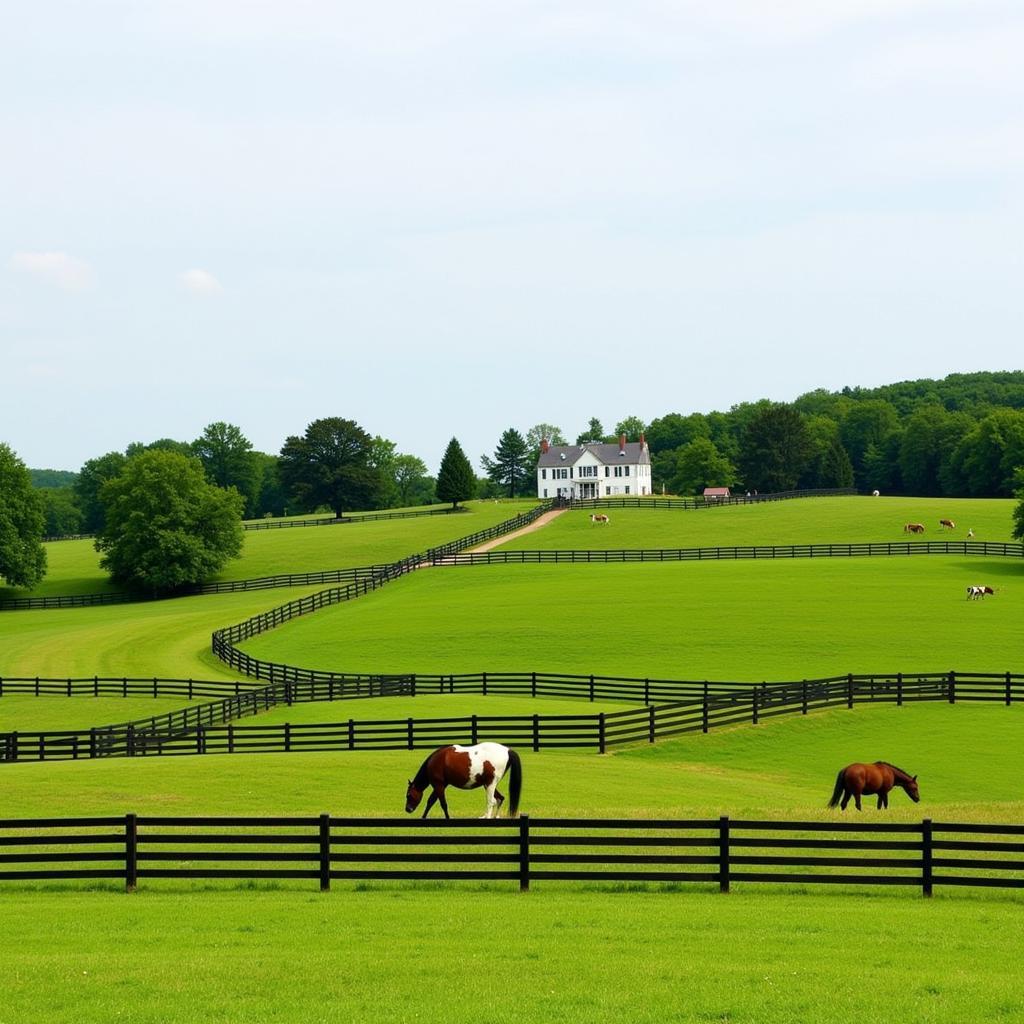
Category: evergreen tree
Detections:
[
  {"x1": 738, "y1": 404, "x2": 814, "y2": 493},
  {"x1": 436, "y1": 437, "x2": 476, "y2": 508},
  {"x1": 481, "y1": 428, "x2": 530, "y2": 498}
]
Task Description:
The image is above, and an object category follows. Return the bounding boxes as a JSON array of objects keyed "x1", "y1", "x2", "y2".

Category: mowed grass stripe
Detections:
[
  {"x1": 1, "y1": 702, "x2": 1022, "y2": 820},
  {"x1": 238, "y1": 557, "x2": 1024, "y2": 681},
  {"x1": 499, "y1": 496, "x2": 1016, "y2": 550},
  {"x1": 0, "y1": 695, "x2": 216, "y2": 731},
  {"x1": 1, "y1": 499, "x2": 540, "y2": 600}
]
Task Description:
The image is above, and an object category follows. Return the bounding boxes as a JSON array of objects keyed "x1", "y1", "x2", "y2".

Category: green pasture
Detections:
[
  {"x1": 0, "y1": 586, "x2": 324, "y2": 681},
  {"x1": 1, "y1": 499, "x2": 539, "y2": 600},
  {"x1": 499, "y1": 496, "x2": 1016, "y2": 550},
  {"x1": 2, "y1": 702, "x2": 1021, "y2": 821},
  {"x1": 3, "y1": 887, "x2": 1022, "y2": 1024},
  {"x1": 0, "y1": 696, "x2": 211, "y2": 731},
  {"x1": 240, "y1": 556, "x2": 1024, "y2": 682}
]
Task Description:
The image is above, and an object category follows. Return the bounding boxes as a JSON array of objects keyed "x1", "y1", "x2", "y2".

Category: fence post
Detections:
[
  {"x1": 519, "y1": 815, "x2": 530, "y2": 892},
  {"x1": 948, "y1": 670, "x2": 956, "y2": 704},
  {"x1": 802, "y1": 681, "x2": 808, "y2": 715},
  {"x1": 751, "y1": 688, "x2": 758, "y2": 725},
  {"x1": 922, "y1": 818, "x2": 933, "y2": 898},
  {"x1": 1006, "y1": 671, "x2": 1012, "y2": 707},
  {"x1": 127, "y1": 724, "x2": 135, "y2": 757},
  {"x1": 348, "y1": 719, "x2": 355, "y2": 750},
  {"x1": 897, "y1": 672, "x2": 903, "y2": 706},
  {"x1": 702, "y1": 696, "x2": 709, "y2": 734},
  {"x1": 532, "y1": 714, "x2": 540, "y2": 753},
  {"x1": 847, "y1": 673, "x2": 854, "y2": 709},
  {"x1": 407, "y1": 718, "x2": 414, "y2": 749},
  {"x1": 125, "y1": 813, "x2": 138, "y2": 893},
  {"x1": 284, "y1": 723, "x2": 291, "y2": 753},
  {"x1": 228, "y1": 723, "x2": 234, "y2": 754},
  {"x1": 598, "y1": 713, "x2": 606, "y2": 754},
  {"x1": 719, "y1": 816, "x2": 730, "y2": 893},
  {"x1": 482, "y1": 672, "x2": 488, "y2": 696},
  {"x1": 319, "y1": 814, "x2": 331, "y2": 892},
  {"x1": 649, "y1": 705, "x2": 656, "y2": 743},
  {"x1": 89, "y1": 728, "x2": 97, "y2": 759},
  {"x1": 531, "y1": 672, "x2": 536, "y2": 699},
  {"x1": 471, "y1": 715, "x2": 478, "y2": 745}
]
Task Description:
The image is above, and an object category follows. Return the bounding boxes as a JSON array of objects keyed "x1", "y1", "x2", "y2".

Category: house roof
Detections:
[
  {"x1": 538, "y1": 442, "x2": 650, "y2": 468},
  {"x1": 703, "y1": 487, "x2": 731, "y2": 496}
]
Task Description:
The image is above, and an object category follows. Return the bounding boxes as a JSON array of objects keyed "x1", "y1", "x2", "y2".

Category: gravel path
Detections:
[{"x1": 467, "y1": 508, "x2": 566, "y2": 553}]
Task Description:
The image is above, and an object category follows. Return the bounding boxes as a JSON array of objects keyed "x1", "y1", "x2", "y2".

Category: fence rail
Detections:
[
  {"x1": 0, "y1": 813, "x2": 1020, "y2": 895},
  {"x1": 561, "y1": 488, "x2": 857, "y2": 510},
  {"x1": 5, "y1": 671, "x2": 1022, "y2": 763},
  {"x1": 239, "y1": 506, "x2": 472, "y2": 530}
]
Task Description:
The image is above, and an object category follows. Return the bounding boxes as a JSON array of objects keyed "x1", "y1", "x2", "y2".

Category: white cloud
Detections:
[
  {"x1": 179, "y1": 268, "x2": 223, "y2": 295},
  {"x1": 9, "y1": 250, "x2": 94, "y2": 291}
]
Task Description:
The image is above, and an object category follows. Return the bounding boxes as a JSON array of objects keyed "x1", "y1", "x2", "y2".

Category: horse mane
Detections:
[
  {"x1": 875, "y1": 761, "x2": 914, "y2": 779},
  {"x1": 411, "y1": 751, "x2": 436, "y2": 789}
]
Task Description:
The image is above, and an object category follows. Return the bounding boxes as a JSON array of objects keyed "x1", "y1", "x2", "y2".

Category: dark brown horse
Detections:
[
  {"x1": 828, "y1": 761, "x2": 920, "y2": 811},
  {"x1": 404, "y1": 742, "x2": 522, "y2": 819}
]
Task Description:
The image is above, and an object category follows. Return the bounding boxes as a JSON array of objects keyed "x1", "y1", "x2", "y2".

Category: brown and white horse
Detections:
[
  {"x1": 590, "y1": 513, "x2": 609, "y2": 525},
  {"x1": 967, "y1": 585, "x2": 996, "y2": 600},
  {"x1": 828, "y1": 761, "x2": 920, "y2": 811},
  {"x1": 903, "y1": 523, "x2": 925, "y2": 534},
  {"x1": 405, "y1": 742, "x2": 522, "y2": 819},
  {"x1": 939, "y1": 518, "x2": 955, "y2": 530}
]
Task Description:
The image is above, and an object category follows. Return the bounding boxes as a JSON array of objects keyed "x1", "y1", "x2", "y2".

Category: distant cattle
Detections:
[
  {"x1": 967, "y1": 585, "x2": 995, "y2": 601},
  {"x1": 872, "y1": 490, "x2": 880, "y2": 497},
  {"x1": 903, "y1": 523, "x2": 925, "y2": 534},
  {"x1": 590, "y1": 513, "x2": 609, "y2": 525},
  {"x1": 939, "y1": 518, "x2": 955, "y2": 530}
]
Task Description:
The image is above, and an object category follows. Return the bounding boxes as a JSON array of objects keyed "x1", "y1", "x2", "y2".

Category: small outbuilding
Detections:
[{"x1": 703, "y1": 487, "x2": 731, "y2": 501}]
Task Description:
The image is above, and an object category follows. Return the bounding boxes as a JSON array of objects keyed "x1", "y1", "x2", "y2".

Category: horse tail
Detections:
[
  {"x1": 505, "y1": 748, "x2": 522, "y2": 818},
  {"x1": 827, "y1": 768, "x2": 846, "y2": 808}
]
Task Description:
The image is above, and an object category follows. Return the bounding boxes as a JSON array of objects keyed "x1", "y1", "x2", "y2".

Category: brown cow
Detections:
[
  {"x1": 903, "y1": 523, "x2": 925, "y2": 534},
  {"x1": 939, "y1": 518, "x2": 955, "y2": 530}
]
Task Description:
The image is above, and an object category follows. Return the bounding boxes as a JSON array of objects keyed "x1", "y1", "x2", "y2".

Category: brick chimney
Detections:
[
  {"x1": 541, "y1": 438, "x2": 549, "y2": 455},
  {"x1": 640, "y1": 432, "x2": 646, "y2": 449},
  {"x1": 619, "y1": 433, "x2": 626, "y2": 455}
]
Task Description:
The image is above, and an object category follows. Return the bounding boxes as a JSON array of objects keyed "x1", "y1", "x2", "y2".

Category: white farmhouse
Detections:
[{"x1": 536, "y1": 435, "x2": 652, "y2": 500}]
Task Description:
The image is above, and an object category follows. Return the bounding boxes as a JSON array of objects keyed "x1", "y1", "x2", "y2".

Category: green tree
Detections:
[
  {"x1": 614, "y1": 415, "x2": 647, "y2": 441},
  {"x1": 251, "y1": 453, "x2": 288, "y2": 518},
  {"x1": 278, "y1": 418, "x2": 384, "y2": 516},
  {"x1": 126, "y1": 438, "x2": 194, "y2": 458},
  {"x1": 575, "y1": 417, "x2": 604, "y2": 444},
  {"x1": 645, "y1": 413, "x2": 710, "y2": 454},
  {"x1": 1012, "y1": 470, "x2": 1024, "y2": 541},
  {"x1": 739, "y1": 404, "x2": 814, "y2": 492},
  {"x1": 192, "y1": 422, "x2": 259, "y2": 514},
  {"x1": 74, "y1": 451, "x2": 128, "y2": 532},
  {"x1": 899, "y1": 406, "x2": 973, "y2": 496},
  {"x1": 481, "y1": 428, "x2": 530, "y2": 498},
  {"x1": 436, "y1": 437, "x2": 476, "y2": 508},
  {"x1": 41, "y1": 488, "x2": 83, "y2": 536},
  {"x1": 946, "y1": 410, "x2": 1024, "y2": 497},
  {"x1": 95, "y1": 450, "x2": 244, "y2": 594},
  {"x1": 839, "y1": 400, "x2": 900, "y2": 473},
  {"x1": 525, "y1": 423, "x2": 567, "y2": 463},
  {"x1": 666, "y1": 438, "x2": 736, "y2": 495},
  {"x1": 818, "y1": 437, "x2": 855, "y2": 488},
  {"x1": 392, "y1": 454, "x2": 430, "y2": 507},
  {"x1": 0, "y1": 444, "x2": 47, "y2": 588}
]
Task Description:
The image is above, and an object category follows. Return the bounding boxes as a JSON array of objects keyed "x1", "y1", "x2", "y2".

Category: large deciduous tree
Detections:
[
  {"x1": 575, "y1": 417, "x2": 605, "y2": 444},
  {"x1": 0, "y1": 443, "x2": 47, "y2": 588},
  {"x1": 739, "y1": 404, "x2": 814, "y2": 493},
  {"x1": 95, "y1": 450, "x2": 244, "y2": 594},
  {"x1": 74, "y1": 451, "x2": 128, "y2": 533},
  {"x1": 192, "y1": 422, "x2": 259, "y2": 513},
  {"x1": 1012, "y1": 470, "x2": 1024, "y2": 542},
  {"x1": 664, "y1": 438, "x2": 736, "y2": 495},
  {"x1": 278, "y1": 418, "x2": 384, "y2": 516},
  {"x1": 481, "y1": 428, "x2": 530, "y2": 498},
  {"x1": 436, "y1": 437, "x2": 476, "y2": 508}
]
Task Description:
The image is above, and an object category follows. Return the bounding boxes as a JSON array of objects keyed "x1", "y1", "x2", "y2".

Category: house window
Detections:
[
  {"x1": 605, "y1": 467, "x2": 610, "y2": 477},
  {"x1": 625, "y1": 486, "x2": 630, "y2": 495},
  {"x1": 541, "y1": 469, "x2": 546, "y2": 479},
  {"x1": 543, "y1": 488, "x2": 548, "y2": 497},
  {"x1": 624, "y1": 466, "x2": 629, "y2": 476},
  {"x1": 605, "y1": 486, "x2": 611, "y2": 495}
]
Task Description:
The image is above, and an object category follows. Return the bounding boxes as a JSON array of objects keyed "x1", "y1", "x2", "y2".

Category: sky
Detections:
[{"x1": 3, "y1": 1, "x2": 1023, "y2": 475}]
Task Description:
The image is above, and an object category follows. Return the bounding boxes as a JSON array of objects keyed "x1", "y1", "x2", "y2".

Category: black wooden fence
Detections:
[
  {"x1": 1, "y1": 814, "x2": 1020, "y2": 895},
  {"x1": 240, "y1": 506, "x2": 472, "y2": 531},
  {"x1": 5, "y1": 671, "x2": 1022, "y2": 763},
  {"x1": 0, "y1": 676, "x2": 260, "y2": 700},
  {"x1": 563, "y1": 488, "x2": 857, "y2": 510}
]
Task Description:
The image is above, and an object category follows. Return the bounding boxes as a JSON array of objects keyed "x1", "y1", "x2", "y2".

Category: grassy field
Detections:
[
  {"x1": 2, "y1": 887, "x2": 1022, "y2": 1024},
  {"x1": 499, "y1": 496, "x2": 1016, "y2": 549},
  {"x1": 0, "y1": 586, "x2": 325, "y2": 681},
  {"x1": 0, "y1": 500, "x2": 539, "y2": 600},
  {"x1": 4, "y1": 494, "x2": 1024, "y2": 1023},
  {"x1": 0, "y1": 695, "x2": 212, "y2": 731},
  {"x1": 239, "y1": 555, "x2": 1024, "y2": 681},
  {"x1": 2, "y1": 702, "x2": 1020, "y2": 820}
]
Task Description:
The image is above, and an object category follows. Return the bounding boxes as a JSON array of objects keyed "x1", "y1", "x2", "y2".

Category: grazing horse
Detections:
[
  {"x1": 967, "y1": 585, "x2": 995, "y2": 600},
  {"x1": 903, "y1": 523, "x2": 925, "y2": 534},
  {"x1": 828, "y1": 762, "x2": 920, "y2": 811},
  {"x1": 939, "y1": 518, "x2": 955, "y2": 530},
  {"x1": 590, "y1": 513, "x2": 610, "y2": 525},
  {"x1": 405, "y1": 742, "x2": 522, "y2": 819}
]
